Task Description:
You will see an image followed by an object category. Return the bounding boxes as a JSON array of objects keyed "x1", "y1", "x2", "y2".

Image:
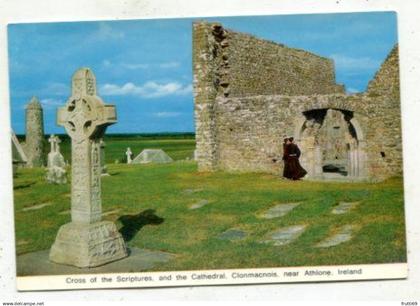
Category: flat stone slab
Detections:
[
  {"x1": 332, "y1": 201, "x2": 360, "y2": 214},
  {"x1": 102, "y1": 209, "x2": 121, "y2": 217},
  {"x1": 315, "y1": 225, "x2": 355, "y2": 248},
  {"x1": 189, "y1": 199, "x2": 210, "y2": 210},
  {"x1": 183, "y1": 188, "x2": 204, "y2": 194},
  {"x1": 262, "y1": 225, "x2": 306, "y2": 246},
  {"x1": 260, "y1": 203, "x2": 301, "y2": 219},
  {"x1": 218, "y1": 229, "x2": 247, "y2": 241},
  {"x1": 22, "y1": 202, "x2": 53, "y2": 212},
  {"x1": 17, "y1": 248, "x2": 176, "y2": 276}
]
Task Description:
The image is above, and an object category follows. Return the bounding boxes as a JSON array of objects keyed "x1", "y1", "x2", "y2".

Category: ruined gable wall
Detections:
[
  {"x1": 366, "y1": 44, "x2": 402, "y2": 178},
  {"x1": 193, "y1": 22, "x2": 402, "y2": 180},
  {"x1": 193, "y1": 21, "x2": 344, "y2": 171},
  {"x1": 225, "y1": 31, "x2": 345, "y2": 97}
]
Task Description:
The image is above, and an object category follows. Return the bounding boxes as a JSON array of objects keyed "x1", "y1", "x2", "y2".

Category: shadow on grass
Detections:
[{"x1": 118, "y1": 209, "x2": 164, "y2": 242}]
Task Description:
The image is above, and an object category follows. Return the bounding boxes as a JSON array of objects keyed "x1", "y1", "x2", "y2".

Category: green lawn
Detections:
[{"x1": 13, "y1": 138, "x2": 406, "y2": 272}]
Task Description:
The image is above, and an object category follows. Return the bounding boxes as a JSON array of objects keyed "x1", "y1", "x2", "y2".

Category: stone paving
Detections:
[{"x1": 17, "y1": 248, "x2": 175, "y2": 276}]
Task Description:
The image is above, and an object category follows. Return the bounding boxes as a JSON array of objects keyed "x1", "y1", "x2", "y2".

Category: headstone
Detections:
[
  {"x1": 46, "y1": 135, "x2": 67, "y2": 184},
  {"x1": 25, "y1": 96, "x2": 45, "y2": 167},
  {"x1": 126, "y1": 147, "x2": 133, "y2": 164},
  {"x1": 99, "y1": 139, "x2": 109, "y2": 176},
  {"x1": 49, "y1": 68, "x2": 127, "y2": 268},
  {"x1": 132, "y1": 149, "x2": 173, "y2": 164},
  {"x1": 11, "y1": 130, "x2": 28, "y2": 174}
]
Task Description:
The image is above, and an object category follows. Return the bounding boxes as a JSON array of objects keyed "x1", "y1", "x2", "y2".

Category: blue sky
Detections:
[{"x1": 8, "y1": 11, "x2": 398, "y2": 134}]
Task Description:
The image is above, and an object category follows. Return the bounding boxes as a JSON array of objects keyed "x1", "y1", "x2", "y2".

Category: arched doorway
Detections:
[{"x1": 295, "y1": 108, "x2": 366, "y2": 180}]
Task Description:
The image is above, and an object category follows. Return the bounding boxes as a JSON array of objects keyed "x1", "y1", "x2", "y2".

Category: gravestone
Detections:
[
  {"x1": 99, "y1": 139, "x2": 109, "y2": 176},
  {"x1": 262, "y1": 225, "x2": 306, "y2": 246},
  {"x1": 259, "y1": 202, "x2": 301, "y2": 219},
  {"x1": 46, "y1": 135, "x2": 67, "y2": 184},
  {"x1": 132, "y1": 149, "x2": 173, "y2": 164},
  {"x1": 11, "y1": 130, "x2": 28, "y2": 174},
  {"x1": 25, "y1": 96, "x2": 45, "y2": 167},
  {"x1": 49, "y1": 68, "x2": 127, "y2": 268},
  {"x1": 315, "y1": 225, "x2": 355, "y2": 248},
  {"x1": 217, "y1": 229, "x2": 247, "y2": 241},
  {"x1": 126, "y1": 147, "x2": 133, "y2": 164}
]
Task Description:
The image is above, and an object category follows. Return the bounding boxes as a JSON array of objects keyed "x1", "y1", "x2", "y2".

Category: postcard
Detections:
[{"x1": 8, "y1": 11, "x2": 407, "y2": 291}]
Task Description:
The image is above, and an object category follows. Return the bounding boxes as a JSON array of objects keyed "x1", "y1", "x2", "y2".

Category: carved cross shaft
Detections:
[{"x1": 57, "y1": 68, "x2": 116, "y2": 224}]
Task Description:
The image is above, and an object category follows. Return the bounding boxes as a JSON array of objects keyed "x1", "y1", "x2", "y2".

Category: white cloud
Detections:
[
  {"x1": 41, "y1": 83, "x2": 69, "y2": 96},
  {"x1": 100, "y1": 81, "x2": 192, "y2": 98},
  {"x1": 330, "y1": 54, "x2": 381, "y2": 71},
  {"x1": 40, "y1": 98, "x2": 64, "y2": 109},
  {"x1": 153, "y1": 112, "x2": 182, "y2": 118},
  {"x1": 159, "y1": 61, "x2": 180, "y2": 69},
  {"x1": 121, "y1": 63, "x2": 149, "y2": 70}
]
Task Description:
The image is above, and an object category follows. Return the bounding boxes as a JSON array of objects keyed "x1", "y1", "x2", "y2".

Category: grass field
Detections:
[{"x1": 13, "y1": 137, "x2": 407, "y2": 272}]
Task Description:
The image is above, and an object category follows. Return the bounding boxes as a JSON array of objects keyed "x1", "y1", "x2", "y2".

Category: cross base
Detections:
[{"x1": 49, "y1": 221, "x2": 128, "y2": 268}]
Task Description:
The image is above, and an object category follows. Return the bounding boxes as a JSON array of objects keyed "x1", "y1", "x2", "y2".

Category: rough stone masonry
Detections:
[
  {"x1": 193, "y1": 22, "x2": 402, "y2": 181},
  {"x1": 49, "y1": 68, "x2": 127, "y2": 268},
  {"x1": 24, "y1": 96, "x2": 45, "y2": 167}
]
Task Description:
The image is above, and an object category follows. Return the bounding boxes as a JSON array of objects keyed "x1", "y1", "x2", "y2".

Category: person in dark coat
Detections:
[{"x1": 282, "y1": 137, "x2": 307, "y2": 180}]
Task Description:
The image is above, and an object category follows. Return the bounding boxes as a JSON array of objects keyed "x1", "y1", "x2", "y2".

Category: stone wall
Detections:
[
  {"x1": 213, "y1": 92, "x2": 401, "y2": 180},
  {"x1": 193, "y1": 21, "x2": 402, "y2": 181}
]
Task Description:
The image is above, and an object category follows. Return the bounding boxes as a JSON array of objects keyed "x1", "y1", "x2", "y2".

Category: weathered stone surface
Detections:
[
  {"x1": 132, "y1": 149, "x2": 173, "y2": 164},
  {"x1": 218, "y1": 229, "x2": 247, "y2": 241},
  {"x1": 46, "y1": 135, "x2": 67, "y2": 184},
  {"x1": 100, "y1": 139, "x2": 109, "y2": 176},
  {"x1": 315, "y1": 225, "x2": 355, "y2": 248},
  {"x1": 49, "y1": 221, "x2": 127, "y2": 268},
  {"x1": 11, "y1": 130, "x2": 28, "y2": 174},
  {"x1": 24, "y1": 96, "x2": 45, "y2": 167},
  {"x1": 126, "y1": 147, "x2": 133, "y2": 164},
  {"x1": 18, "y1": 247, "x2": 175, "y2": 276},
  {"x1": 189, "y1": 199, "x2": 210, "y2": 209},
  {"x1": 259, "y1": 202, "x2": 301, "y2": 219},
  {"x1": 193, "y1": 21, "x2": 402, "y2": 182},
  {"x1": 332, "y1": 201, "x2": 360, "y2": 215},
  {"x1": 49, "y1": 68, "x2": 127, "y2": 268},
  {"x1": 262, "y1": 225, "x2": 306, "y2": 246}
]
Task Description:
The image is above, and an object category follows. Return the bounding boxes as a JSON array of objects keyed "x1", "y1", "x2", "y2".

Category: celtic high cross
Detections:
[{"x1": 50, "y1": 68, "x2": 127, "y2": 267}]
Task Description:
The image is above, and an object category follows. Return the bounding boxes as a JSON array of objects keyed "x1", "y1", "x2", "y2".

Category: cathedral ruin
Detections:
[{"x1": 193, "y1": 22, "x2": 402, "y2": 181}]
